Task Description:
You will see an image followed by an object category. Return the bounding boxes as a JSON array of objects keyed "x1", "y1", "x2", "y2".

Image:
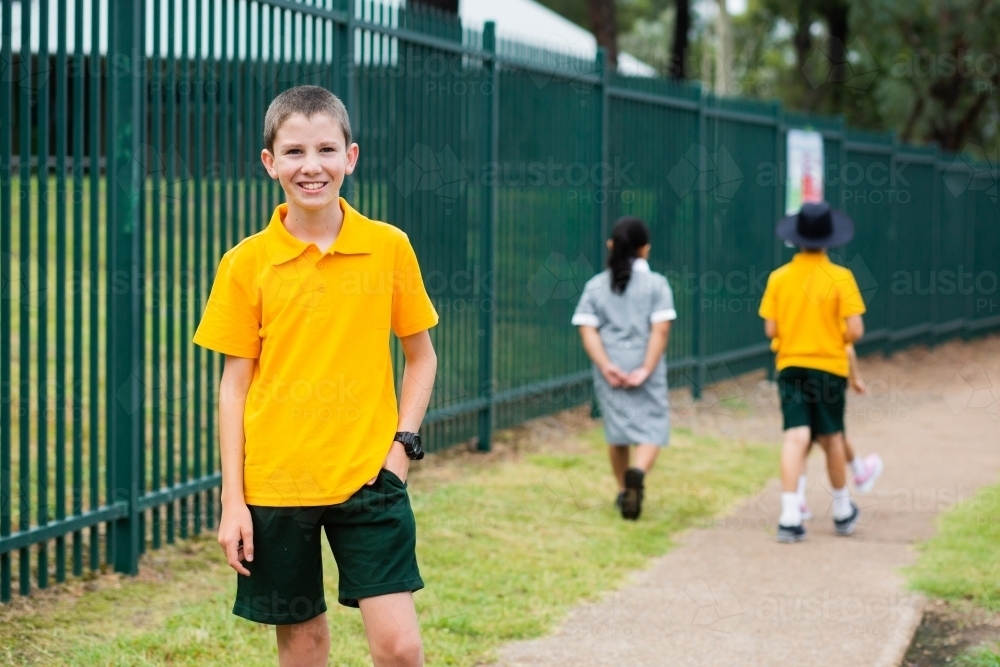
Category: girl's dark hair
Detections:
[{"x1": 608, "y1": 216, "x2": 650, "y2": 294}]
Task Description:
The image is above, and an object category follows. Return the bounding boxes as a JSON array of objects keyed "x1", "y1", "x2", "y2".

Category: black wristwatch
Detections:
[{"x1": 394, "y1": 431, "x2": 425, "y2": 460}]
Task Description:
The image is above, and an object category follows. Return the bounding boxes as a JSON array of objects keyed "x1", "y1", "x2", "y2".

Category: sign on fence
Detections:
[{"x1": 786, "y1": 129, "x2": 825, "y2": 213}]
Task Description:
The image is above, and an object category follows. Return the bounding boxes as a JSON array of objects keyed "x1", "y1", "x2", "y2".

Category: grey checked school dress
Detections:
[{"x1": 572, "y1": 258, "x2": 676, "y2": 445}]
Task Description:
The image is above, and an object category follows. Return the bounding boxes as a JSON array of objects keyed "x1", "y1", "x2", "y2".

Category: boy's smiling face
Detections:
[{"x1": 261, "y1": 112, "x2": 359, "y2": 212}]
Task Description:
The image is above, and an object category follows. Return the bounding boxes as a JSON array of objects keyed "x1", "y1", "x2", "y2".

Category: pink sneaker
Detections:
[
  {"x1": 800, "y1": 500, "x2": 813, "y2": 521},
  {"x1": 854, "y1": 454, "x2": 884, "y2": 493}
]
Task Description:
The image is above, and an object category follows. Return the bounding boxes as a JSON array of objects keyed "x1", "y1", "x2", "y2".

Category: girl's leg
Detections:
[
  {"x1": 843, "y1": 435, "x2": 856, "y2": 463},
  {"x1": 632, "y1": 444, "x2": 660, "y2": 473},
  {"x1": 609, "y1": 445, "x2": 630, "y2": 490}
]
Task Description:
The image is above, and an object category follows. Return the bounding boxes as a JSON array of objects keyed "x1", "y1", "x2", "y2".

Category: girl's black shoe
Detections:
[{"x1": 621, "y1": 468, "x2": 645, "y2": 520}]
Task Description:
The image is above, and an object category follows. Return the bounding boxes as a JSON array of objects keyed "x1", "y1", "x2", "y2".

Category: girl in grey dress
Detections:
[{"x1": 571, "y1": 217, "x2": 676, "y2": 520}]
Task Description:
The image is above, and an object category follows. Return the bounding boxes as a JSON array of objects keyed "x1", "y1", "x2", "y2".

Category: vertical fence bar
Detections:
[
  {"x1": 36, "y1": 0, "x2": 51, "y2": 592},
  {"x1": 476, "y1": 22, "x2": 496, "y2": 452},
  {"x1": 18, "y1": 0, "x2": 33, "y2": 596},
  {"x1": 192, "y1": 0, "x2": 204, "y2": 537},
  {"x1": 179, "y1": 0, "x2": 191, "y2": 541},
  {"x1": 165, "y1": 0, "x2": 177, "y2": 546},
  {"x1": 55, "y1": 0, "x2": 69, "y2": 584},
  {"x1": 107, "y1": 0, "x2": 144, "y2": 575},
  {"x1": 71, "y1": 0, "x2": 84, "y2": 578},
  {"x1": 87, "y1": 0, "x2": 101, "y2": 572},
  {"x1": 150, "y1": 0, "x2": 162, "y2": 551},
  {"x1": 205, "y1": 0, "x2": 217, "y2": 532},
  {"x1": 0, "y1": 0, "x2": 12, "y2": 605}
]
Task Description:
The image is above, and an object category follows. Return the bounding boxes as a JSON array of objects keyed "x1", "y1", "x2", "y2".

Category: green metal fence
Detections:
[{"x1": 1, "y1": 0, "x2": 998, "y2": 599}]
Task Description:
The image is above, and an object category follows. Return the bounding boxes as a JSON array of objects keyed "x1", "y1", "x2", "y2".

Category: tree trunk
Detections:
[
  {"x1": 715, "y1": 0, "x2": 732, "y2": 95},
  {"x1": 409, "y1": 0, "x2": 459, "y2": 13},
  {"x1": 586, "y1": 0, "x2": 619, "y2": 71},
  {"x1": 819, "y1": 0, "x2": 850, "y2": 111},
  {"x1": 670, "y1": 0, "x2": 691, "y2": 79}
]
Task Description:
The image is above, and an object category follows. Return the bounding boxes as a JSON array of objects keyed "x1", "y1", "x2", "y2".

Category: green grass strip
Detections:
[
  {"x1": 907, "y1": 481, "x2": 1000, "y2": 610},
  {"x1": 1, "y1": 426, "x2": 775, "y2": 666}
]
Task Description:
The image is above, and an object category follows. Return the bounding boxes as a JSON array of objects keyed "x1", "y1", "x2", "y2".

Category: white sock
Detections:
[
  {"x1": 849, "y1": 456, "x2": 866, "y2": 478},
  {"x1": 797, "y1": 474, "x2": 807, "y2": 503},
  {"x1": 780, "y1": 492, "x2": 802, "y2": 526},
  {"x1": 832, "y1": 486, "x2": 853, "y2": 519}
]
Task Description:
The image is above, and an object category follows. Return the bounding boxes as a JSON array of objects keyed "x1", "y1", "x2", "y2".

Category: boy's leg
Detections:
[
  {"x1": 608, "y1": 445, "x2": 629, "y2": 490},
  {"x1": 276, "y1": 614, "x2": 332, "y2": 667},
  {"x1": 781, "y1": 426, "x2": 811, "y2": 492},
  {"x1": 359, "y1": 592, "x2": 423, "y2": 667},
  {"x1": 816, "y1": 432, "x2": 847, "y2": 489}
]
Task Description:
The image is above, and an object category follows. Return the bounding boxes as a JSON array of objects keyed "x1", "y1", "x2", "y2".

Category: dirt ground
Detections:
[{"x1": 902, "y1": 600, "x2": 1000, "y2": 666}]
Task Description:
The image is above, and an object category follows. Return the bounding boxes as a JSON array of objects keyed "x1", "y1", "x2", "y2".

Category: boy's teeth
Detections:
[{"x1": 301, "y1": 183, "x2": 323, "y2": 190}]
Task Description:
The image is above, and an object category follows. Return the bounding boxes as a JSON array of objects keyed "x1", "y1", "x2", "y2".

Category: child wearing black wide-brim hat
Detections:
[{"x1": 759, "y1": 201, "x2": 867, "y2": 542}]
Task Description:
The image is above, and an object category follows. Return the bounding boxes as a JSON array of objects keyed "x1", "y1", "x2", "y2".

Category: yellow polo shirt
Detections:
[
  {"x1": 758, "y1": 252, "x2": 866, "y2": 377},
  {"x1": 193, "y1": 198, "x2": 438, "y2": 506}
]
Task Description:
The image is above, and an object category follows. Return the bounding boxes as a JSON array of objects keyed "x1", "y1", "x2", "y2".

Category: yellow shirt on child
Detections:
[
  {"x1": 758, "y1": 252, "x2": 866, "y2": 378},
  {"x1": 193, "y1": 199, "x2": 439, "y2": 506}
]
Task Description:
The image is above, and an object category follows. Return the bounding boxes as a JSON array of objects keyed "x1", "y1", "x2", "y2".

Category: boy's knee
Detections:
[
  {"x1": 277, "y1": 617, "x2": 330, "y2": 657},
  {"x1": 373, "y1": 631, "x2": 423, "y2": 667}
]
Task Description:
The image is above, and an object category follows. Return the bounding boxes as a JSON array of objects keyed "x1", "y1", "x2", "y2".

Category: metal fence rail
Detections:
[{"x1": 1, "y1": 0, "x2": 998, "y2": 600}]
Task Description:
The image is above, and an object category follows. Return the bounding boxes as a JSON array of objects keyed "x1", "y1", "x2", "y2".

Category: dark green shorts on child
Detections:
[
  {"x1": 777, "y1": 366, "x2": 847, "y2": 435},
  {"x1": 233, "y1": 469, "x2": 423, "y2": 625}
]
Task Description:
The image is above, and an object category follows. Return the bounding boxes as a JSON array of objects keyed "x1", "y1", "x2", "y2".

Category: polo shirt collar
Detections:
[
  {"x1": 793, "y1": 251, "x2": 829, "y2": 265},
  {"x1": 632, "y1": 257, "x2": 651, "y2": 273},
  {"x1": 265, "y1": 198, "x2": 373, "y2": 266}
]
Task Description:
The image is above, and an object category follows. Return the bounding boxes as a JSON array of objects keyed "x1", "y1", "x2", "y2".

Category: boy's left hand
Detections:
[
  {"x1": 850, "y1": 376, "x2": 867, "y2": 394},
  {"x1": 366, "y1": 440, "x2": 410, "y2": 485}
]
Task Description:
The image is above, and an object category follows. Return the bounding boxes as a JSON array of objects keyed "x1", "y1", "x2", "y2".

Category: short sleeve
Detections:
[
  {"x1": 650, "y1": 277, "x2": 677, "y2": 323},
  {"x1": 192, "y1": 252, "x2": 262, "y2": 358},
  {"x1": 571, "y1": 281, "x2": 602, "y2": 327},
  {"x1": 839, "y1": 271, "x2": 867, "y2": 318},
  {"x1": 391, "y1": 235, "x2": 439, "y2": 337},
  {"x1": 758, "y1": 272, "x2": 777, "y2": 320}
]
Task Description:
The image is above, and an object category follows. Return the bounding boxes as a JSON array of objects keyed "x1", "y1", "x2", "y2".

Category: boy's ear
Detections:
[
  {"x1": 260, "y1": 149, "x2": 278, "y2": 179},
  {"x1": 344, "y1": 142, "x2": 360, "y2": 176}
]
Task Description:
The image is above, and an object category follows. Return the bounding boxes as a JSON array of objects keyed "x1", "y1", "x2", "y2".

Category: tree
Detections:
[
  {"x1": 587, "y1": 0, "x2": 620, "y2": 69},
  {"x1": 670, "y1": 0, "x2": 692, "y2": 79}
]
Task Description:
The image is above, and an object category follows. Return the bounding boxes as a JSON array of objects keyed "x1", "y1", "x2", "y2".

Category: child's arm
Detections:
[
  {"x1": 383, "y1": 330, "x2": 438, "y2": 483},
  {"x1": 217, "y1": 355, "x2": 255, "y2": 576},
  {"x1": 844, "y1": 315, "x2": 864, "y2": 343},
  {"x1": 578, "y1": 326, "x2": 628, "y2": 387},
  {"x1": 846, "y1": 344, "x2": 866, "y2": 394},
  {"x1": 625, "y1": 321, "x2": 670, "y2": 387},
  {"x1": 763, "y1": 319, "x2": 777, "y2": 339}
]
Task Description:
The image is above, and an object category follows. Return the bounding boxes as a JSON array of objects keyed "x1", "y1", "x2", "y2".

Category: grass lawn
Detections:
[
  {"x1": 906, "y1": 481, "x2": 1000, "y2": 664},
  {"x1": 0, "y1": 418, "x2": 776, "y2": 666}
]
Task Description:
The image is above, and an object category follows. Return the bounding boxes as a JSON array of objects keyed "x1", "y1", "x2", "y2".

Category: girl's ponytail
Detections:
[{"x1": 608, "y1": 216, "x2": 650, "y2": 294}]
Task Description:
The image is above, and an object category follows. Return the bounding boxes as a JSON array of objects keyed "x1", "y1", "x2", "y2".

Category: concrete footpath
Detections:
[{"x1": 498, "y1": 338, "x2": 1000, "y2": 667}]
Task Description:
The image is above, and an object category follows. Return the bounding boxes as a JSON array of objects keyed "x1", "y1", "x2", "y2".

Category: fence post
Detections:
[
  {"x1": 477, "y1": 22, "x2": 498, "y2": 452},
  {"x1": 590, "y1": 47, "x2": 608, "y2": 419},
  {"x1": 692, "y1": 92, "x2": 707, "y2": 399},
  {"x1": 106, "y1": 0, "x2": 144, "y2": 575},
  {"x1": 886, "y1": 133, "x2": 900, "y2": 356}
]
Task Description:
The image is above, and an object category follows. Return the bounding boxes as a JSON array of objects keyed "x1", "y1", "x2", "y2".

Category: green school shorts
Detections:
[
  {"x1": 233, "y1": 469, "x2": 423, "y2": 625},
  {"x1": 777, "y1": 366, "x2": 847, "y2": 436}
]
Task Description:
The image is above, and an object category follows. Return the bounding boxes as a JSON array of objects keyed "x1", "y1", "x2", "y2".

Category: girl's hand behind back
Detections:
[
  {"x1": 600, "y1": 362, "x2": 629, "y2": 388},
  {"x1": 624, "y1": 366, "x2": 651, "y2": 387}
]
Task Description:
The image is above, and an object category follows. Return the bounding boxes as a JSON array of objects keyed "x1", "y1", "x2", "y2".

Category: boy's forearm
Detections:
[
  {"x1": 219, "y1": 361, "x2": 252, "y2": 507},
  {"x1": 397, "y1": 349, "x2": 437, "y2": 432}
]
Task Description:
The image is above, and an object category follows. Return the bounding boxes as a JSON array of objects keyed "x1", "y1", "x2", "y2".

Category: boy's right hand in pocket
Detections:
[{"x1": 218, "y1": 502, "x2": 254, "y2": 576}]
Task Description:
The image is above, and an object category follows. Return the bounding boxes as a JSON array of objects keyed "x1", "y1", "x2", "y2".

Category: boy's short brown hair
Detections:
[{"x1": 263, "y1": 85, "x2": 352, "y2": 152}]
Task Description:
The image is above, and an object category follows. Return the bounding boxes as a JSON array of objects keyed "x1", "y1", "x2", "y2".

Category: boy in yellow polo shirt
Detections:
[
  {"x1": 759, "y1": 202, "x2": 866, "y2": 543},
  {"x1": 194, "y1": 86, "x2": 438, "y2": 666}
]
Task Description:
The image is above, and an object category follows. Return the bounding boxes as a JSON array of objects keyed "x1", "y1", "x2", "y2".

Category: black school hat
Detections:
[{"x1": 776, "y1": 201, "x2": 855, "y2": 249}]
